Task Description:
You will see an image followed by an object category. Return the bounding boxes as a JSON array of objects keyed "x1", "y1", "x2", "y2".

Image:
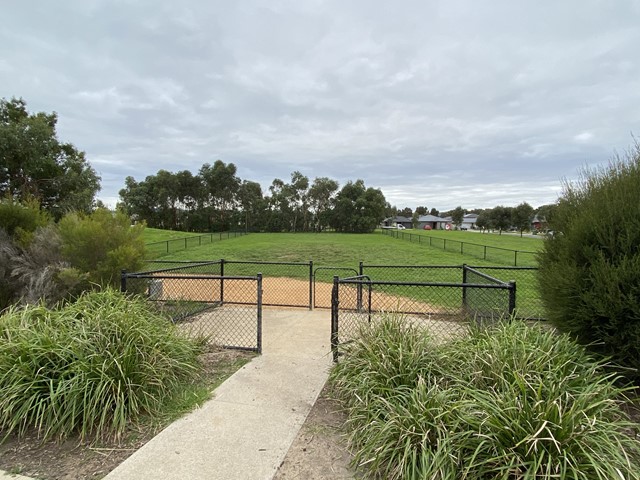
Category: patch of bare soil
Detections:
[
  {"x1": 0, "y1": 347, "x2": 253, "y2": 480},
  {"x1": 274, "y1": 384, "x2": 361, "y2": 480}
]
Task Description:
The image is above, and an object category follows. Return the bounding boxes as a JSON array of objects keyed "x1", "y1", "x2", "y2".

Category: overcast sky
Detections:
[{"x1": 2, "y1": 1, "x2": 639, "y2": 211}]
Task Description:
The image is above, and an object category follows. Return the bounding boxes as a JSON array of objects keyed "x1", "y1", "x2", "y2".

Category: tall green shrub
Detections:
[
  {"x1": 58, "y1": 208, "x2": 146, "y2": 287},
  {"x1": 538, "y1": 143, "x2": 640, "y2": 379},
  {"x1": 0, "y1": 197, "x2": 49, "y2": 246}
]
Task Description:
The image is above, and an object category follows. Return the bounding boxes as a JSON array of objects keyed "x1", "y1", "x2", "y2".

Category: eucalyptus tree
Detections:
[
  {"x1": 308, "y1": 177, "x2": 339, "y2": 232},
  {"x1": 0, "y1": 97, "x2": 100, "y2": 218},
  {"x1": 237, "y1": 180, "x2": 264, "y2": 232},
  {"x1": 199, "y1": 160, "x2": 240, "y2": 231}
]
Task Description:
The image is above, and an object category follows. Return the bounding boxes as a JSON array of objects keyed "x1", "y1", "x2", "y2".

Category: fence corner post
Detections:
[
  {"x1": 120, "y1": 269, "x2": 127, "y2": 293},
  {"x1": 508, "y1": 280, "x2": 517, "y2": 319},
  {"x1": 461, "y1": 264, "x2": 468, "y2": 309},
  {"x1": 331, "y1": 275, "x2": 340, "y2": 362},
  {"x1": 220, "y1": 259, "x2": 225, "y2": 304},
  {"x1": 309, "y1": 260, "x2": 314, "y2": 310},
  {"x1": 257, "y1": 273, "x2": 263, "y2": 354}
]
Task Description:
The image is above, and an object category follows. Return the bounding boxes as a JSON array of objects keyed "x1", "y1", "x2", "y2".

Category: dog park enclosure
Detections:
[{"x1": 121, "y1": 259, "x2": 541, "y2": 356}]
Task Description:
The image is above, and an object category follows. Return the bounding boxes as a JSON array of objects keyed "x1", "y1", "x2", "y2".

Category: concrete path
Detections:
[{"x1": 104, "y1": 308, "x2": 333, "y2": 480}]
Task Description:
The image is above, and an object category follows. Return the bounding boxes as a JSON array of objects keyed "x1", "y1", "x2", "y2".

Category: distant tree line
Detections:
[{"x1": 118, "y1": 161, "x2": 388, "y2": 234}]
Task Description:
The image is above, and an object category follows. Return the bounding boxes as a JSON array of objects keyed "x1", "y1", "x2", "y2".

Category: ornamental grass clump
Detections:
[
  {"x1": 0, "y1": 288, "x2": 202, "y2": 442},
  {"x1": 331, "y1": 314, "x2": 640, "y2": 479}
]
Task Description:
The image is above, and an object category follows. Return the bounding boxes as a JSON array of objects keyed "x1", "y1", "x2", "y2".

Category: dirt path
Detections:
[
  {"x1": 274, "y1": 384, "x2": 358, "y2": 479},
  {"x1": 157, "y1": 275, "x2": 454, "y2": 314}
]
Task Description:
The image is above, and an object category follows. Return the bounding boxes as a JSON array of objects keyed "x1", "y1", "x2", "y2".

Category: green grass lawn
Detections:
[{"x1": 158, "y1": 232, "x2": 507, "y2": 267}]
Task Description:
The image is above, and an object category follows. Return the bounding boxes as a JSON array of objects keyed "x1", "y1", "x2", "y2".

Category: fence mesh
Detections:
[
  {"x1": 463, "y1": 267, "x2": 513, "y2": 321},
  {"x1": 380, "y1": 229, "x2": 538, "y2": 266},
  {"x1": 138, "y1": 260, "x2": 223, "y2": 276},
  {"x1": 468, "y1": 266, "x2": 542, "y2": 319},
  {"x1": 331, "y1": 272, "x2": 515, "y2": 361},
  {"x1": 122, "y1": 273, "x2": 261, "y2": 352},
  {"x1": 145, "y1": 231, "x2": 248, "y2": 258},
  {"x1": 222, "y1": 260, "x2": 311, "y2": 308}
]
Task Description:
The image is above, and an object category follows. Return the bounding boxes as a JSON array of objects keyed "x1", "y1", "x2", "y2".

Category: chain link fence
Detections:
[
  {"x1": 145, "y1": 231, "x2": 248, "y2": 258},
  {"x1": 380, "y1": 229, "x2": 538, "y2": 266},
  {"x1": 466, "y1": 266, "x2": 542, "y2": 320},
  {"x1": 121, "y1": 267, "x2": 262, "y2": 352},
  {"x1": 221, "y1": 260, "x2": 312, "y2": 308},
  {"x1": 121, "y1": 259, "x2": 542, "y2": 357},
  {"x1": 331, "y1": 271, "x2": 515, "y2": 361},
  {"x1": 359, "y1": 263, "x2": 541, "y2": 321}
]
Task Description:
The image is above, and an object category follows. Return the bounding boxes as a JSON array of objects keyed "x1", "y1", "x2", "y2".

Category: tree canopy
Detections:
[
  {"x1": 119, "y1": 165, "x2": 386, "y2": 233},
  {"x1": 0, "y1": 98, "x2": 100, "y2": 219}
]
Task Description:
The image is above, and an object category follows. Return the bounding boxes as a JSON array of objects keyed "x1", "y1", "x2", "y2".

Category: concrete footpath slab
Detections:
[{"x1": 104, "y1": 308, "x2": 333, "y2": 480}]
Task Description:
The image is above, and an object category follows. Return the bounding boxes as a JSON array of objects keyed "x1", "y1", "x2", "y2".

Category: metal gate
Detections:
[
  {"x1": 121, "y1": 268, "x2": 263, "y2": 353},
  {"x1": 330, "y1": 273, "x2": 516, "y2": 361},
  {"x1": 312, "y1": 266, "x2": 358, "y2": 308}
]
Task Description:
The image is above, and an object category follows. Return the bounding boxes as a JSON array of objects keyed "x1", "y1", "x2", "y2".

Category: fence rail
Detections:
[{"x1": 380, "y1": 228, "x2": 537, "y2": 266}]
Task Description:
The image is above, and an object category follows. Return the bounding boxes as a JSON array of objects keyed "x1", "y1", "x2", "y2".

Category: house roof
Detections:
[
  {"x1": 417, "y1": 215, "x2": 448, "y2": 222},
  {"x1": 463, "y1": 213, "x2": 479, "y2": 219},
  {"x1": 383, "y1": 215, "x2": 412, "y2": 223}
]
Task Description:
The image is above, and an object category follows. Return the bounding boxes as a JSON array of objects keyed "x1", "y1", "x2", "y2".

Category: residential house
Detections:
[
  {"x1": 531, "y1": 214, "x2": 546, "y2": 231},
  {"x1": 461, "y1": 213, "x2": 479, "y2": 230},
  {"x1": 381, "y1": 215, "x2": 413, "y2": 229},
  {"x1": 417, "y1": 214, "x2": 451, "y2": 230}
]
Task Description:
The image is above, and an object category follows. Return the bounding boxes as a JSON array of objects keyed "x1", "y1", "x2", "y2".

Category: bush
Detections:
[
  {"x1": 0, "y1": 196, "x2": 49, "y2": 246},
  {"x1": 538, "y1": 143, "x2": 640, "y2": 380},
  {"x1": 0, "y1": 225, "x2": 88, "y2": 310},
  {"x1": 330, "y1": 315, "x2": 640, "y2": 479},
  {"x1": 58, "y1": 208, "x2": 146, "y2": 288},
  {"x1": 0, "y1": 289, "x2": 202, "y2": 441}
]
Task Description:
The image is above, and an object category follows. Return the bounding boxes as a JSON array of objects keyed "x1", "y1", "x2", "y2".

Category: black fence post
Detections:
[
  {"x1": 508, "y1": 280, "x2": 517, "y2": 318},
  {"x1": 514, "y1": 251, "x2": 518, "y2": 267},
  {"x1": 461, "y1": 264, "x2": 468, "y2": 309},
  {"x1": 257, "y1": 273, "x2": 263, "y2": 354},
  {"x1": 220, "y1": 258, "x2": 225, "y2": 304},
  {"x1": 367, "y1": 280, "x2": 372, "y2": 324},
  {"x1": 309, "y1": 260, "x2": 313, "y2": 310},
  {"x1": 120, "y1": 269, "x2": 127, "y2": 293},
  {"x1": 331, "y1": 276, "x2": 339, "y2": 362},
  {"x1": 357, "y1": 261, "x2": 364, "y2": 312}
]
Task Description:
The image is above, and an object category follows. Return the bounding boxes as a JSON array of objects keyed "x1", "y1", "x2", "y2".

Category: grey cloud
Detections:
[{"x1": 1, "y1": 0, "x2": 638, "y2": 211}]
